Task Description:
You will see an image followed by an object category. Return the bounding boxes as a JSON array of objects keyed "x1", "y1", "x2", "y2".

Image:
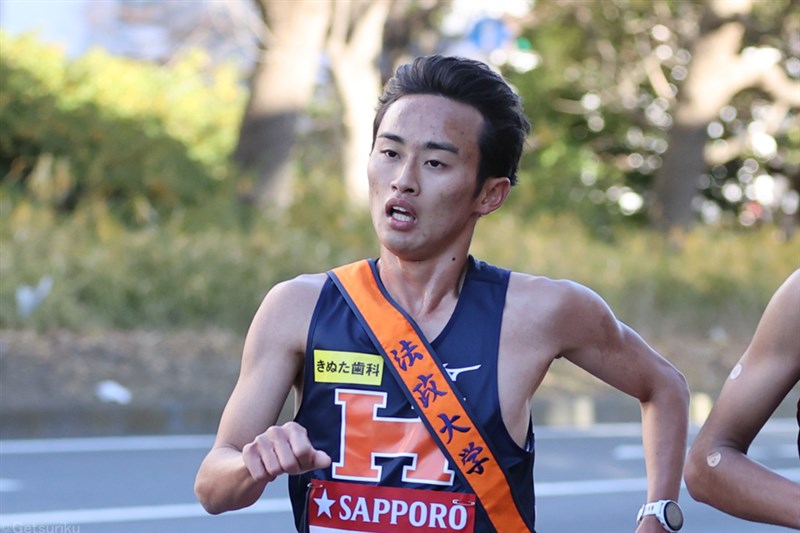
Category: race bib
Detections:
[{"x1": 307, "y1": 479, "x2": 476, "y2": 533}]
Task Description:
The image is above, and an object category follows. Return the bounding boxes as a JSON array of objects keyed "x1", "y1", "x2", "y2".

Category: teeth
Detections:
[{"x1": 391, "y1": 207, "x2": 413, "y2": 222}]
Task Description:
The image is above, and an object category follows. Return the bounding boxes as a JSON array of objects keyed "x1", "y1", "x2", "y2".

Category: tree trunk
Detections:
[
  {"x1": 651, "y1": 0, "x2": 753, "y2": 230},
  {"x1": 327, "y1": 1, "x2": 392, "y2": 206},
  {"x1": 234, "y1": 0, "x2": 330, "y2": 209},
  {"x1": 652, "y1": 124, "x2": 708, "y2": 230}
]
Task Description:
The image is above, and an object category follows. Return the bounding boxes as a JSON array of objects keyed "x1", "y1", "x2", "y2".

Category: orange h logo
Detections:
[{"x1": 332, "y1": 388, "x2": 454, "y2": 486}]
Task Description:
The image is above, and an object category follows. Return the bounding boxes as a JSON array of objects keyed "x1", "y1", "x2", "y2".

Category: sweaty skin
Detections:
[{"x1": 684, "y1": 270, "x2": 800, "y2": 529}]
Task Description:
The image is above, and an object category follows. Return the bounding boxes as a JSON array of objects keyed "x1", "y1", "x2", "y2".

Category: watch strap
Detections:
[{"x1": 636, "y1": 500, "x2": 682, "y2": 532}]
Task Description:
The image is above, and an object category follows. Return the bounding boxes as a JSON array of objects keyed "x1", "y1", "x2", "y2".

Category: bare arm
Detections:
[
  {"x1": 194, "y1": 275, "x2": 331, "y2": 514},
  {"x1": 684, "y1": 270, "x2": 800, "y2": 529},
  {"x1": 553, "y1": 280, "x2": 690, "y2": 532}
]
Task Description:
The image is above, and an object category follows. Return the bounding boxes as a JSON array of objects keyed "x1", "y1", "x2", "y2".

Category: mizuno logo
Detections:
[{"x1": 442, "y1": 364, "x2": 481, "y2": 382}]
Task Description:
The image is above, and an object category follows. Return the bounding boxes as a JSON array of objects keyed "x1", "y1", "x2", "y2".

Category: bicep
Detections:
[
  {"x1": 699, "y1": 326, "x2": 800, "y2": 452},
  {"x1": 697, "y1": 349, "x2": 799, "y2": 453},
  {"x1": 213, "y1": 277, "x2": 321, "y2": 450},
  {"x1": 557, "y1": 287, "x2": 676, "y2": 401},
  {"x1": 703, "y1": 271, "x2": 800, "y2": 449}
]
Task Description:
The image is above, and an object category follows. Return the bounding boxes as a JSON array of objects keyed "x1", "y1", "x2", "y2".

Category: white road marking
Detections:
[
  {"x1": 613, "y1": 443, "x2": 799, "y2": 461},
  {"x1": 0, "y1": 499, "x2": 292, "y2": 528},
  {"x1": 750, "y1": 444, "x2": 799, "y2": 460},
  {"x1": 2, "y1": 470, "x2": 798, "y2": 526},
  {"x1": 537, "y1": 468, "x2": 800, "y2": 496},
  {"x1": 536, "y1": 418, "x2": 798, "y2": 439},
  {"x1": 0, "y1": 478, "x2": 21, "y2": 492},
  {"x1": 537, "y1": 476, "x2": 647, "y2": 496},
  {"x1": 612, "y1": 444, "x2": 644, "y2": 460},
  {"x1": 1, "y1": 422, "x2": 796, "y2": 527},
  {"x1": 0, "y1": 435, "x2": 213, "y2": 455}
]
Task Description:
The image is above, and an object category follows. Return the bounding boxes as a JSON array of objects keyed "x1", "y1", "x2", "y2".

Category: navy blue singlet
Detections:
[{"x1": 288, "y1": 256, "x2": 536, "y2": 532}]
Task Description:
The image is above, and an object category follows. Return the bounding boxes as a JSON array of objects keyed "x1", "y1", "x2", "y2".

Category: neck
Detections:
[{"x1": 377, "y1": 252, "x2": 470, "y2": 320}]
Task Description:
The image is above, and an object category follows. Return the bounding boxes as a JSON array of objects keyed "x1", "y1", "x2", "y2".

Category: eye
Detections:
[
  {"x1": 381, "y1": 149, "x2": 399, "y2": 159},
  {"x1": 426, "y1": 160, "x2": 446, "y2": 169}
]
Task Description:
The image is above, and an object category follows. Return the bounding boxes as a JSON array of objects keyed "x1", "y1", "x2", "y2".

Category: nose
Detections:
[{"x1": 390, "y1": 162, "x2": 418, "y2": 194}]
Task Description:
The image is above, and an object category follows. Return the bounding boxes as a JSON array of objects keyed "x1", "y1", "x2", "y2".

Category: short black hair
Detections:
[{"x1": 373, "y1": 55, "x2": 530, "y2": 187}]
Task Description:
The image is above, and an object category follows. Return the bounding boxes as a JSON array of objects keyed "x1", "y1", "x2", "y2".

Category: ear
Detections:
[{"x1": 476, "y1": 177, "x2": 511, "y2": 216}]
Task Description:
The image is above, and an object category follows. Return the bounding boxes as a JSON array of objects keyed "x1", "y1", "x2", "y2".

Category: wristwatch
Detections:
[{"x1": 636, "y1": 500, "x2": 683, "y2": 532}]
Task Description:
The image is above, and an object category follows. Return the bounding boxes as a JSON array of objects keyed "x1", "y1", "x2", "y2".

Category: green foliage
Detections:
[
  {"x1": 0, "y1": 168, "x2": 378, "y2": 331},
  {"x1": 3, "y1": 192, "x2": 796, "y2": 335},
  {"x1": 506, "y1": 0, "x2": 799, "y2": 232},
  {"x1": 473, "y1": 211, "x2": 798, "y2": 336},
  {"x1": 0, "y1": 32, "x2": 245, "y2": 225},
  {"x1": 0, "y1": 25, "x2": 795, "y2": 341}
]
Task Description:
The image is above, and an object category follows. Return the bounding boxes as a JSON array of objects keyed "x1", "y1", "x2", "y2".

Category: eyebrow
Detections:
[{"x1": 377, "y1": 133, "x2": 460, "y2": 155}]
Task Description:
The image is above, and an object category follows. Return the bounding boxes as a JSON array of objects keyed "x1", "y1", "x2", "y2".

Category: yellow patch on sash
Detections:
[{"x1": 313, "y1": 350, "x2": 383, "y2": 385}]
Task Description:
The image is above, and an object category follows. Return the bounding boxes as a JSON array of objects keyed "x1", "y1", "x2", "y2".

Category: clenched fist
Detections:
[{"x1": 242, "y1": 421, "x2": 332, "y2": 482}]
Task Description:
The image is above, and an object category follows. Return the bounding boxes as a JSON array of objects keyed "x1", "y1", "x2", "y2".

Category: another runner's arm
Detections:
[
  {"x1": 553, "y1": 280, "x2": 690, "y2": 533},
  {"x1": 684, "y1": 270, "x2": 800, "y2": 529},
  {"x1": 195, "y1": 275, "x2": 330, "y2": 514}
]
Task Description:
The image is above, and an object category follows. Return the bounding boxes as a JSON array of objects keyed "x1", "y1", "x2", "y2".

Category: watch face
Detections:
[{"x1": 664, "y1": 501, "x2": 684, "y2": 530}]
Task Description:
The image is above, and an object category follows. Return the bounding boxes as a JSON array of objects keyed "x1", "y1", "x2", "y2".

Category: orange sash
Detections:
[{"x1": 330, "y1": 260, "x2": 532, "y2": 533}]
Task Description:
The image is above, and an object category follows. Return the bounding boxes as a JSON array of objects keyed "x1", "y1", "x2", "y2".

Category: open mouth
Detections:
[
  {"x1": 385, "y1": 200, "x2": 416, "y2": 223},
  {"x1": 389, "y1": 206, "x2": 414, "y2": 222}
]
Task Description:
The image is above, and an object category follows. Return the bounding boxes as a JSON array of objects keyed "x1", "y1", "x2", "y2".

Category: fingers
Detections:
[
  {"x1": 313, "y1": 449, "x2": 333, "y2": 469},
  {"x1": 242, "y1": 439, "x2": 275, "y2": 482},
  {"x1": 284, "y1": 424, "x2": 332, "y2": 471},
  {"x1": 242, "y1": 421, "x2": 329, "y2": 482}
]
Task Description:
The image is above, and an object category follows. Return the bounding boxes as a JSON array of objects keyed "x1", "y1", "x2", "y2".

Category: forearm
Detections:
[
  {"x1": 195, "y1": 445, "x2": 268, "y2": 514},
  {"x1": 686, "y1": 446, "x2": 800, "y2": 529},
  {"x1": 640, "y1": 378, "x2": 689, "y2": 501}
]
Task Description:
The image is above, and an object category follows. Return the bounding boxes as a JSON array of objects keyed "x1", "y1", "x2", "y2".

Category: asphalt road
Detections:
[{"x1": 1, "y1": 421, "x2": 797, "y2": 533}]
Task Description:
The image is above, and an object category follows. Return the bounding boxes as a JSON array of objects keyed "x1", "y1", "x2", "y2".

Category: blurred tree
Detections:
[
  {"x1": 328, "y1": 0, "x2": 448, "y2": 204},
  {"x1": 233, "y1": 0, "x2": 331, "y2": 208},
  {"x1": 0, "y1": 33, "x2": 243, "y2": 226},
  {"x1": 380, "y1": 1, "x2": 448, "y2": 83},
  {"x1": 508, "y1": 0, "x2": 799, "y2": 233},
  {"x1": 237, "y1": 0, "x2": 442, "y2": 208},
  {"x1": 86, "y1": 0, "x2": 262, "y2": 69},
  {"x1": 18, "y1": 0, "x2": 447, "y2": 212},
  {"x1": 651, "y1": 0, "x2": 800, "y2": 230},
  {"x1": 326, "y1": 0, "x2": 393, "y2": 205},
  {"x1": 17, "y1": 0, "x2": 797, "y2": 232}
]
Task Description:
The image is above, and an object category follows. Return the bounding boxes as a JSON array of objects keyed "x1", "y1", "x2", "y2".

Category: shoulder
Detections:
[
  {"x1": 266, "y1": 273, "x2": 328, "y2": 306},
  {"x1": 748, "y1": 269, "x2": 800, "y2": 367},
  {"x1": 773, "y1": 268, "x2": 800, "y2": 307},
  {"x1": 503, "y1": 272, "x2": 621, "y2": 344},
  {"x1": 772, "y1": 269, "x2": 800, "y2": 331},
  {"x1": 504, "y1": 271, "x2": 621, "y2": 353},
  {"x1": 506, "y1": 271, "x2": 613, "y2": 322},
  {"x1": 753, "y1": 269, "x2": 800, "y2": 340},
  {"x1": 246, "y1": 273, "x2": 328, "y2": 347}
]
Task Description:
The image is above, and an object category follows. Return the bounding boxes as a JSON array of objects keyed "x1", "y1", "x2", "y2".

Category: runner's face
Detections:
[{"x1": 368, "y1": 94, "x2": 486, "y2": 260}]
